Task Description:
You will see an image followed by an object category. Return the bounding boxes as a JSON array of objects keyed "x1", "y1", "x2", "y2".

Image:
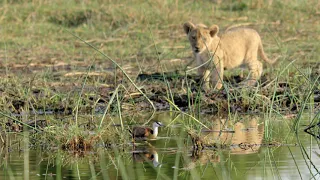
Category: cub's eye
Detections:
[{"x1": 192, "y1": 36, "x2": 196, "y2": 39}]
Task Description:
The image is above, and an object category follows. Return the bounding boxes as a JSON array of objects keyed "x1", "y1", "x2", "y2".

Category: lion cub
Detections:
[{"x1": 183, "y1": 22, "x2": 276, "y2": 90}]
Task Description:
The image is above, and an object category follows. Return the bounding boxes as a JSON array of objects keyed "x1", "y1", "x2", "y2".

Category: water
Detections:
[{"x1": 1, "y1": 113, "x2": 319, "y2": 180}]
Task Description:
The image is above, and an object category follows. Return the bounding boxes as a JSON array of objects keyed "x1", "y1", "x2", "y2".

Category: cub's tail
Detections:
[{"x1": 258, "y1": 42, "x2": 278, "y2": 64}]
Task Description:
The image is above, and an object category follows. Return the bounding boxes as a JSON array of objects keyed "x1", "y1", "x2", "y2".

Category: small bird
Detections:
[{"x1": 131, "y1": 121, "x2": 163, "y2": 140}]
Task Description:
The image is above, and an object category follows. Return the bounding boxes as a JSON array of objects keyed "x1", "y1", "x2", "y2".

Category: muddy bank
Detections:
[
  {"x1": 1, "y1": 70, "x2": 319, "y2": 117},
  {"x1": 127, "y1": 72, "x2": 320, "y2": 114}
]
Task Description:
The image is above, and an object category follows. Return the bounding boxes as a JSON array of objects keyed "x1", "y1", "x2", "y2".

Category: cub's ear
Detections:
[
  {"x1": 183, "y1": 22, "x2": 195, "y2": 34},
  {"x1": 209, "y1": 25, "x2": 219, "y2": 37}
]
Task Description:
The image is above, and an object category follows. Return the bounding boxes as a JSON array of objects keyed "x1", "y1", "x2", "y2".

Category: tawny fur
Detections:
[{"x1": 183, "y1": 22, "x2": 276, "y2": 90}]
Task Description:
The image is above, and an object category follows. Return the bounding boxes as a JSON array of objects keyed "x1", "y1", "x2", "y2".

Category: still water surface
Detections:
[{"x1": 1, "y1": 113, "x2": 319, "y2": 180}]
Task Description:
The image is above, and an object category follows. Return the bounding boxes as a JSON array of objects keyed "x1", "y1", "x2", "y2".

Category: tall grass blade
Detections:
[{"x1": 66, "y1": 30, "x2": 156, "y2": 122}]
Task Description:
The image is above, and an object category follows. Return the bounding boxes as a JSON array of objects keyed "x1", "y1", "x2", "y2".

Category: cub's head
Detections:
[{"x1": 183, "y1": 22, "x2": 219, "y2": 54}]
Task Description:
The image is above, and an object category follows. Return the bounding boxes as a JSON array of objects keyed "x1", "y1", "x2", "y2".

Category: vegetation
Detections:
[{"x1": 0, "y1": 0, "x2": 319, "y2": 179}]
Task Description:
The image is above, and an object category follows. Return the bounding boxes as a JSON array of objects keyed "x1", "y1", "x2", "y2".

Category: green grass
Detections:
[
  {"x1": 0, "y1": 0, "x2": 319, "y2": 116},
  {"x1": 1, "y1": 0, "x2": 319, "y2": 150},
  {"x1": 0, "y1": 0, "x2": 319, "y2": 133},
  {"x1": 0, "y1": 0, "x2": 320, "y2": 178}
]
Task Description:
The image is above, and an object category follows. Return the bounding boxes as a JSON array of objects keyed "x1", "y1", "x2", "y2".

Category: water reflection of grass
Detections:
[{"x1": 0, "y1": 113, "x2": 319, "y2": 179}]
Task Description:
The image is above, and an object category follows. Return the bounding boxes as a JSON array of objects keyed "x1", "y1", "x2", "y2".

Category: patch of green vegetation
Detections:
[
  {"x1": 222, "y1": 1, "x2": 248, "y2": 11},
  {"x1": 0, "y1": 0, "x2": 319, "y2": 159},
  {"x1": 48, "y1": 9, "x2": 92, "y2": 27}
]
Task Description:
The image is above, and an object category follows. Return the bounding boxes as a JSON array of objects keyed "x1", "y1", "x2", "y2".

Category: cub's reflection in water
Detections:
[
  {"x1": 189, "y1": 116, "x2": 263, "y2": 153},
  {"x1": 132, "y1": 147, "x2": 161, "y2": 167},
  {"x1": 184, "y1": 116, "x2": 264, "y2": 169}
]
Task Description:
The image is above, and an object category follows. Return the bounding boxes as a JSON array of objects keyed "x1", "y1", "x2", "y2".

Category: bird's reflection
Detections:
[{"x1": 132, "y1": 147, "x2": 161, "y2": 167}]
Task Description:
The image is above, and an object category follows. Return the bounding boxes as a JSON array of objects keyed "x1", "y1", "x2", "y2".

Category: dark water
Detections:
[{"x1": 1, "y1": 113, "x2": 319, "y2": 180}]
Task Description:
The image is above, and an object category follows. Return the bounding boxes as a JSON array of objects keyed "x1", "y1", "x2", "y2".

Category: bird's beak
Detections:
[{"x1": 155, "y1": 122, "x2": 165, "y2": 127}]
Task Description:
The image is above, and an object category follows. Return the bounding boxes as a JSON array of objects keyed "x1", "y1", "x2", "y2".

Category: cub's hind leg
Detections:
[
  {"x1": 246, "y1": 60, "x2": 263, "y2": 86},
  {"x1": 244, "y1": 45, "x2": 263, "y2": 86}
]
